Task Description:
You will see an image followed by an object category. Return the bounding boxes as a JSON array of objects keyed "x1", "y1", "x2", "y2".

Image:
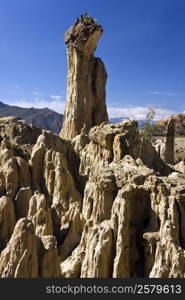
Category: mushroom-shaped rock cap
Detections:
[{"x1": 65, "y1": 14, "x2": 103, "y2": 55}]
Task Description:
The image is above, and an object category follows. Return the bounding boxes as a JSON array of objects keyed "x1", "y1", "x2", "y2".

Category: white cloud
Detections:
[
  {"x1": 12, "y1": 85, "x2": 21, "y2": 89},
  {"x1": 107, "y1": 106, "x2": 174, "y2": 120},
  {"x1": 32, "y1": 90, "x2": 40, "y2": 96},
  {"x1": 51, "y1": 95, "x2": 62, "y2": 101},
  {"x1": 1, "y1": 98, "x2": 176, "y2": 121},
  {"x1": 150, "y1": 91, "x2": 184, "y2": 96},
  {"x1": 150, "y1": 91, "x2": 161, "y2": 95}
]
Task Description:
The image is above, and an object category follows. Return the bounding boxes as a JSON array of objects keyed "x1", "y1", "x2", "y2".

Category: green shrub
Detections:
[
  {"x1": 79, "y1": 12, "x2": 98, "y2": 25},
  {"x1": 141, "y1": 107, "x2": 157, "y2": 141},
  {"x1": 139, "y1": 107, "x2": 157, "y2": 158}
]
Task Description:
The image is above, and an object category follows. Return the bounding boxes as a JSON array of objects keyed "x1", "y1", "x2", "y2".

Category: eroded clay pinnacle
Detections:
[{"x1": 60, "y1": 14, "x2": 108, "y2": 140}]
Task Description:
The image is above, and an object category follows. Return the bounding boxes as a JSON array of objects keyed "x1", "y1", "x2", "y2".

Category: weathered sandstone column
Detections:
[
  {"x1": 60, "y1": 14, "x2": 108, "y2": 140},
  {"x1": 164, "y1": 118, "x2": 175, "y2": 164}
]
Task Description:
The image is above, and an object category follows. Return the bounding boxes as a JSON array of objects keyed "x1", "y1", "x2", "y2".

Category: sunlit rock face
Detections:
[{"x1": 60, "y1": 15, "x2": 108, "y2": 140}]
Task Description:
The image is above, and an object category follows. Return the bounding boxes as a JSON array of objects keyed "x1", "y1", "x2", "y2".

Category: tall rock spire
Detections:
[
  {"x1": 60, "y1": 14, "x2": 108, "y2": 140},
  {"x1": 164, "y1": 118, "x2": 175, "y2": 164}
]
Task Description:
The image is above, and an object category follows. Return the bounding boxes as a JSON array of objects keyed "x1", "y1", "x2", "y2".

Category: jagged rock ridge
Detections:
[{"x1": 0, "y1": 116, "x2": 185, "y2": 277}]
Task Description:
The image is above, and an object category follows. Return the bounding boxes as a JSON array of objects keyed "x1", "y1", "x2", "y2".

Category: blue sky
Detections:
[{"x1": 0, "y1": 0, "x2": 185, "y2": 119}]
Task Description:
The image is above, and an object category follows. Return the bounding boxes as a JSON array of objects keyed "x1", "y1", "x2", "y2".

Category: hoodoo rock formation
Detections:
[
  {"x1": 164, "y1": 118, "x2": 175, "y2": 165},
  {"x1": 155, "y1": 114, "x2": 185, "y2": 136},
  {"x1": 1, "y1": 16, "x2": 185, "y2": 278},
  {"x1": 60, "y1": 14, "x2": 108, "y2": 140},
  {"x1": 153, "y1": 118, "x2": 175, "y2": 165}
]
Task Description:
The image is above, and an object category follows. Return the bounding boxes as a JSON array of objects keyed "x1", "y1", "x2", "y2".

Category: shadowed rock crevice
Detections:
[{"x1": 176, "y1": 200, "x2": 185, "y2": 250}]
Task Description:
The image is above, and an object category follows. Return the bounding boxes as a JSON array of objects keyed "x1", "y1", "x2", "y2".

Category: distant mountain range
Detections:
[
  {"x1": 110, "y1": 117, "x2": 129, "y2": 124},
  {"x1": 0, "y1": 101, "x2": 63, "y2": 133},
  {"x1": 110, "y1": 117, "x2": 148, "y2": 128},
  {"x1": 0, "y1": 102, "x2": 158, "y2": 134}
]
